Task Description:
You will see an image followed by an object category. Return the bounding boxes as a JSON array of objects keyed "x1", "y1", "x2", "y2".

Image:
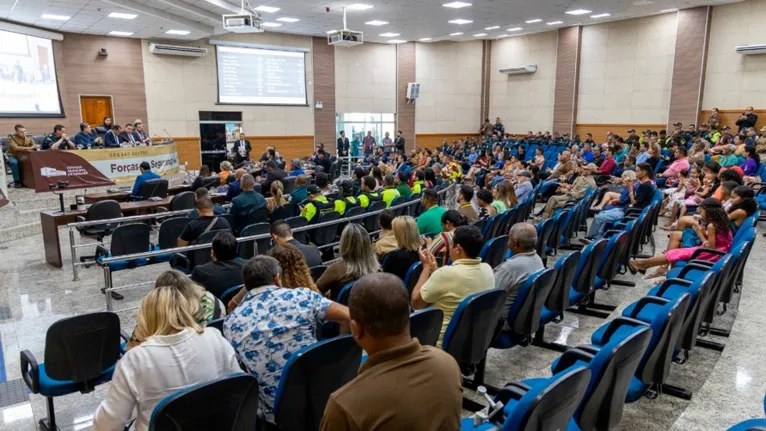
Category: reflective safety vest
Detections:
[
  {"x1": 335, "y1": 196, "x2": 360, "y2": 215},
  {"x1": 412, "y1": 180, "x2": 425, "y2": 194},
  {"x1": 358, "y1": 191, "x2": 382, "y2": 208},
  {"x1": 381, "y1": 188, "x2": 401, "y2": 207},
  {"x1": 301, "y1": 195, "x2": 334, "y2": 223}
]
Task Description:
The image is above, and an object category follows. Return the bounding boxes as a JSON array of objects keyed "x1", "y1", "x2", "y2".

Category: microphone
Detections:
[{"x1": 162, "y1": 129, "x2": 173, "y2": 143}]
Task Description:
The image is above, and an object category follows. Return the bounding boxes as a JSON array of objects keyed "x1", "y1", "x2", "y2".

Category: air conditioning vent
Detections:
[
  {"x1": 148, "y1": 42, "x2": 208, "y2": 57},
  {"x1": 499, "y1": 65, "x2": 537, "y2": 75},
  {"x1": 735, "y1": 44, "x2": 766, "y2": 55}
]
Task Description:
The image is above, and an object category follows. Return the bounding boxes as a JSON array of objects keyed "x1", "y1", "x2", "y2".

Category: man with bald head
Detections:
[
  {"x1": 226, "y1": 168, "x2": 247, "y2": 201},
  {"x1": 320, "y1": 273, "x2": 462, "y2": 431},
  {"x1": 493, "y1": 223, "x2": 544, "y2": 323},
  {"x1": 548, "y1": 150, "x2": 574, "y2": 180}
]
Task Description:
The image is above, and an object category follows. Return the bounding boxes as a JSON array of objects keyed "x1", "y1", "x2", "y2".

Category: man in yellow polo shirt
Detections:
[
  {"x1": 357, "y1": 177, "x2": 382, "y2": 209},
  {"x1": 380, "y1": 175, "x2": 401, "y2": 207},
  {"x1": 411, "y1": 225, "x2": 494, "y2": 347}
]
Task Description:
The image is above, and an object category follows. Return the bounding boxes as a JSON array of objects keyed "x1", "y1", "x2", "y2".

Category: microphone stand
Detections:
[{"x1": 49, "y1": 183, "x2": 67, "y2": 214}]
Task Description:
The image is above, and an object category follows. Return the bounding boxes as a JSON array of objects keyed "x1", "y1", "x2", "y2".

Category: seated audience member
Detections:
[
  {"x1": 226, "y1": 168, "x2": 246, "y2": 201},
  {"x1": 126, "y1": 270, "x2": 226, "y2": 350},
  {"x1": 719, "y1": 144, "x2": 740, "y2": 167},
  {"x1": 320, "y1": 273, "x2": 462, "y2": 431},
  {"x1": 741, "y1": 146, "x2": 760, "y2": 178},
  {"x1": 271, "y1": 220, "x2": 322, "y2": 267},
  {"x1": 191, "y1": 231, "x2": 245, "y2": 300},
  {"x1": 104, "y1": 125, "x2": 122, "y2": 148},
  {"x1": 317, "y1": 224, "x2": 380, "y2": 298},
  {"x1": 94, "y1": 285, "x2": 240, "y2": 431},
  {"x1": 315, "y1": 172, "x2": 335, "y2": 196},
  {"x1": 132, "y1": 119, "x2": 151, "y2": 144},
  {"x1": 219, "y1": 161, "x2": 233, "y2": 183},
  {"x1": 382, "y1": 216, "x2": 422, "y2": 280},
  {"x1": 188, "y1": 188, "x2": 225, "y2": 219},
  {"x1": 119, "y1": 123, "x2": 138, "y2": 146},
  {"x1": 416, "y1": 189, "x2": 447, "y2": 236},
  {"x1": 544, "y1": 151, "x2": 574, "y2": 180},
  {"x1": 289, "y1": 158, "x2": 305, "y2": 176},
  {"x1": 314, "y1": 149, "x2": 332, "y2": 173},
  {"x1": 224, "y1": 255, "x2": 350, "y2": 422},
  {"x1": 357, "y1": 176, "x2": 382, "y2": 208},
  {"x1": 266, "y1": 181, "x2": 287, "y2": 212},
  {"x1": 381, "y1": 175, "x2": 401, "y2": 207},
  {"x1": 598, "y1": 146, "x2": 617, "y2": 176},
  {"x1": 491, "y1": 181, "x2": 516, "y2": 214},
  {"x1": 475, "y1": 189, "x2": 496, "y2": 221},
  {"x1": 191, "y1": 165, "x2": 213, "y2": 191},
  {"x1": 7, "y1": 124, "x2": 37, "y2": 187},
  {"x1": 43, "y1": 124, "x2": 75, "y2": 150},
  {"x1": 301, "y1": 185, "x2": 332, "y2": 223},
  {"x1": 728, "y1": 186, "x2": 758, "y2": 230},
  {"x1": 373, "y1": 210, "x2": 398, "y2": 258},
  {"x1": 291, "y1": 174, "x2": 309, "y2": 203},
  {"x1": 584, "y1": 163, "x2": 656, "y2": 241},
  {"x1": 178, "y1": 197, "x2": 231, "y2": 246},
  {"x1": 396, "y1": 171, "x2": 412, "y2": 200},
  {"x1": 656, "y1": 146, "x2": 690, "y2": 187},
  {"x1": 540, "y1": 163, "x2": 597, "y2": 219},
  {"x1": 411, "y1": 225, "x2": 494, "y2": 346},
  {"x1": 515, "y1": 170, "x2": 535, "y2": 202},
  {"x1": 130, "y1": 161, "x2": 161, "y2": 198},
  {"x1": 426, "y1": 209, "x2": 466, "y2": 261},
  {"x1": 74, "y1": 123, "x2": 101, "y2": 148},
  {"x1": 261, "y1": 160, "x2": 287, "y2": 193},
  {"x1": 333, "y1": 181, "x2": 359, "y2": 215},
  {"x1": 494, "y1": 224, "x2": 544, "y2": 323},
  {"x1": 456, "y1": 185, "x2": 479, "y2": 223},
  {"x1": 230, "y1": 174, "x2": 267, "y2": 231}
]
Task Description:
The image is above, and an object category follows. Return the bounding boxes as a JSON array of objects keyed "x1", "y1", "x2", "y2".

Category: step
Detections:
[{"x1": 0, "y1": 220, "x2": 40, "y2": 245}]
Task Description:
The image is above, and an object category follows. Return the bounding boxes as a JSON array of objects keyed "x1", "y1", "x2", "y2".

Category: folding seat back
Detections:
[
  {"x1": 499, "y1": 208, "x2": 517, "y2": 236},
  {"x1": 336, "y1": 281, "x2": 355, "y2": 305},
  {"x1": 535, "y1": 218, "x2": 554, "y2": 262},
  {"x1": 156, "y1": 217, "x2": 190, "y2": 251},
  {"x1": 309, "y1": 265, "x2": 327, "y2": 282},
  {"x1": 667, "y1": 273, "x2": 715, "y2": 356},
  {"x1": 270, "y1": 202, "x2": 298, "y2": 223},
  {"x1": 168, "y1": 191, "x2": 195, "y2": 211},
  {"x1": 363, "y1": 201, "x2": 387, "y2": 232},
  {"x1": 482, "y1": 214, "x2": 498, "y2": 241},
  {"x1": 488, "y1": 212, "x2": 509, "y2": 239},
  {"x1": 149, "y1": 373, "x2": 259, "y2": 430},
  {"x1": 239, "y1": 222, "x2": 271, "y2": 259},
  {"x1": 313, "y1": 211, "x2": 342, "y2": 247},
  {"x1": 285, "y1": 216, "x2": 308, "y2": 244},
  {"x1": 701, "y1": 247, "x2": 740, "y2": 325},
  {"x1": 571, "y1": 239, "x2": 608, "y2": 299},
  {"x1": 409, "y1": 307, "x2": 444, "y2": 347},
  {"x1": 597, "y1": 231, "x2": 630, "y2": 288},
  {"x1": 273, "y1": 335, "x2": 362, "y2": 431},
  {"x1": 505, "y1": 268, "x2": 557, "y2": 339},
  {"x1": 721, "y1": 228, "x2": 756, "y2": 304},
  {"x1": 547, "y1": 209, "x2": 570, "y2": 255},
  {"x1": 403, "y1": 262, "x2": 423, "y2": 297},
  {"x1": 545, "y1": 251, "x2": 581, "y2": 314},
  {"x1": 96, "y1": 223, "x2": 152, "y2": 271},
  {"x1": 442, "y1": 289, "x2": 507, "y2": 372},
  {"x1": 480, "y1": 235, "x2": 509, "y2": 269}
]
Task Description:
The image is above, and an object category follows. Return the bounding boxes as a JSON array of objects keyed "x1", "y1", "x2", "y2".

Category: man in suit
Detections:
[
  {"x1": 233, "y1": 132, "x2": 251, "y2": 166},
  {"x1": 394, "y1": 130, "x2": 405, "y2": 154},
  {"x1": 131, "y1": 161, "x2": 160, "y2": 198},
  {"x1": 104, "y1": 125, "x2": 122, "y2": 148},
  {"x1": 337, "y1": 131, "x2": 349, "y2": 157},
  {"x1": 132, "y1": 119, "x2": 151, "y2": 144},
  {"x1": 119, "y1": 124, "x2": 137, "y2": 146},
  {"x1": 226, "y1": 168, "x2": 246, "y2": 201},
  {"x1": 261, "y1": 160, "x2": 286, "y2": 193}
]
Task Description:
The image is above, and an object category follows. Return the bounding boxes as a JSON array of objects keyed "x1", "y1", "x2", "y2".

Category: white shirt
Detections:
[{"x1": 93, "y1": 328, "x2": 241, "y2": 431}]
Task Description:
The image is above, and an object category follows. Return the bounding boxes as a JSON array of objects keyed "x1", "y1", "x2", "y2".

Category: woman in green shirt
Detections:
[
  {"x1": 491, "y1": 181, "x2": 517, "y2": 214},
  {"x1": 351, "y1": 135, "x2": 361, "y2": 158}
]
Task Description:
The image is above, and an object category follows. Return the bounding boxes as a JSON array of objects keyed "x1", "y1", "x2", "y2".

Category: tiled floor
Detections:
[{"x1": 0, "y1": 213, "x2": 763, "y2": 430}]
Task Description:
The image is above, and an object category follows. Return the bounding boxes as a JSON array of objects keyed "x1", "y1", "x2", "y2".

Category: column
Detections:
[
  {"x1": 552, "y1": 26, "x2": 582, "y2": 135},
  {"x1": 396, "y1": 42, "x2": 416, "y2": 151},
  {"x1": 312, "y1": 36, "x2": 336, "y2": 148}
]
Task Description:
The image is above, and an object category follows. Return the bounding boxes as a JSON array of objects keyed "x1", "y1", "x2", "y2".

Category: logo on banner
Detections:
[{"x1": 40, "y1": 167, "x2": 67, "y2": 177}]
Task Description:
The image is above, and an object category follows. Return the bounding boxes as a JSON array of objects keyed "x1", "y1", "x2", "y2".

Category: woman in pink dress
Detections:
[{"x1": 628, "y1": 198, "x2": 732, "y2": 274}]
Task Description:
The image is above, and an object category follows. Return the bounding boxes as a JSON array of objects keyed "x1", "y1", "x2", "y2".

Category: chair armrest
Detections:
[
  {"x1": 655, "y1": 278, "x2": 693, "y2": 296},
  {"x1": 576, "y1": 345, "x2": 600, "y2": 355},
  {"x1": 169, "y1": 253, "x2": 190, "y2": 273},
  {"x1": 624, "y1": 208, "x2": 643, "y2": 217},
  {"x1": 496, "y1": 382, "x2": 532, "y2": 404},
  {"x1": 155, "y1": 207, "x2": 168, "y2": 213},
  {"x1": 599, "y1": 317, "x2": 649, "y2": 344},
  {"x1": 677, "y1": 262, "x2": 715, "y2": 278},
  {"x1": 687, "y1": 259, "x2": 715, "y2": 267},
  {"x1": 551, "y1": 348, "x2": 595, "y2": 374},
  {"x1": 627, "y1": 297, "x2": 670, "y2": 319},
  {"x1": 688, "y1": 248, "x2": 725, "y2": 260},
  {"x1": 75, "y1": 216, "x2": 86, "y2": 223},
  {"x1": 20, "y1": 350, "x2": 39, "y2": 393},
  {"x1": 95, "y1": 245, "x2": 109, "y2": 262}
]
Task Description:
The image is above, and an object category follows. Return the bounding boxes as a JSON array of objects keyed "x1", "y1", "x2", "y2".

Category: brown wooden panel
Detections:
[
  {"x1": 397, "y1": 42, "x2": 416, "y2": 151},
  {"x1": 252, "y1": 135, "x2": 314, "y2": 164},
  {"x1": 416, "y1": 133, "x2": 481, "y2": 150},
  {"x1": 574, "y1": 124, "x2": 665, "y2": 143},
  {"x1": 668, "y1": 7, "x2": 712, "y2": 129},
  {"x1": 698, "y1": 110, "x2": 766, "y2": 131},
  {"x1": 0, "y1": 33, "x2": 147, "y2": 136},
  {"x1": 174, "y1": 137, "x2": 202, "y2": 171},
  {"x1": 312, "y1": 37, "x2": 336, "y2": 151},
  {"x1": 480, "y1": 40, "x2": 491, "y2": 124},
  {"x1": 553, "y1": 26, "x2": 581, "y2": 135}
]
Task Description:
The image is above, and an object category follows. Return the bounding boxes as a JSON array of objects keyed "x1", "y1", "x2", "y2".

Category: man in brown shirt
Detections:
[
  {"x1": 457, "y1": 185, "x2": 478, "y2": 223},
  {"x1": 7, "y1": 124, "x2": 38, "y2": 187},
  {"x1": 373, "y1": 210, "x2": 398, "y2": 258},
  {"x1": 320, "y1": 273, "x2": 462, "y2": 431},
  {"x1": 548, "y1": 150, "x2": 574, "y2": 180}
]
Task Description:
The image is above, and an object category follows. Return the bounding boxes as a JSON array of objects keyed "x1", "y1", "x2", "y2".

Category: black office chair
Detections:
[
  {"x1": 199, "y1": 176, "x2": 221, "y2": 190},
  {"x1": 309, "y1": 265, "x2": 327, "y2": 282},
  {"x1": 313, "y1": 211, "x2": 341, "y2": 248},
  {"x1": 409, "y1": 308, "x2": 443, "y2": 347},
  {"x1": 21, "y1": 312, "x2": 126, "y2": 431},
  {"x1": 151, "y1": 217, "x2": 190, "y2": 263},
  {"x1": 270, "y1": 202, "x2": 297, "y2": 223},
  {"x1": 363, "y1": 201, "x2": 387, "y2": 233},
  {"x1": 95, "y1": 223, "x2": 152, "y2": 271},
  {"x1": 285, "y1": 216, "x2": 308, "y2": 244},
  {"x1": 149, "y1": 373, "x2": 259, "y2": 431},
  {"x1": 167, "y1": 191, "x2": 195, "y2": 211},
  {"x1": 170, "y1": 230, "x2": 222, "y2": 274},
  {"x1": 283, "y1": 176, "x2": 297, "y2": 194},
  {"x1": 234, "y1": 207, "x2": 269, "y2": 235},
  {"x1": 271, "y1": 335, "x2": 362, "y2": 431},
  {"x1": 137, "y1": 178, "x2": 169, "y2": 200},
  {"x1": 76, "y1": 200, "x2": 123, "y2": 265},
  {"x1": 239, "y1": 222, "x2": 271, "y2": 259}
]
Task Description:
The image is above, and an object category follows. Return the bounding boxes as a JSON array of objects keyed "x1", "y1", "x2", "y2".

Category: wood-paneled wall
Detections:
[
  {"x1": 480, "y1": 40, "x2": 492, "y2": 124},
  {"x1": 416, "y1": 133, "x2": 481, "y2": 150},
  {"x1": 397, "y1": 42, "x2": 416, "y2": 151},
  {"x1": 174, "y1": 137, "x2": 202, "y2": 170},
  {"x1": 0, "y1": 33, "x2": 147, "y2": 136},
  {"x1": 668, "y1": 7, "x2": 712, "y2": 130},
  {"x1": 698, "y1": 110, "x2": 766, "y2": 131},
  {"x1": 312, "y1": 36, "x2": 336, "y2": 151},
  {"x1": 574, "y1": 124, "x2": 666, "y2": 143},
  {"x1": 553, "y1": 26, "x2": 582, "y2": 135},
  {"x1": 172, "y1": 135, "x2": 315, "y2": 171}
]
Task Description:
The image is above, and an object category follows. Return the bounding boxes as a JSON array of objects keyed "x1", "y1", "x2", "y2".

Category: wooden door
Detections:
[{"x1": 80, "y1": 96, "x2": 113, "y2": 127}]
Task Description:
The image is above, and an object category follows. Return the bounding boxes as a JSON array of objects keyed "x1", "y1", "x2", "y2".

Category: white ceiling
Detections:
[{"x1": 0, "y1": 0, "x2": 743, "y2": 43}]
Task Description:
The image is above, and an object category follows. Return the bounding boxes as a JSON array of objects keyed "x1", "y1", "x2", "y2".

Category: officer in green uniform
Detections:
[
  {"x1": 301, "y1": 184, "x2": 334, "y2": 223},
  {"x1": 357, "y1": 177, "x2": 382, "y2": 209},
  {"x1": 380, "y1": 175, "x2": 401, "y2": 207},
  {"x1": 334, "y1": 181, "x2": 360, "y2": 215}
]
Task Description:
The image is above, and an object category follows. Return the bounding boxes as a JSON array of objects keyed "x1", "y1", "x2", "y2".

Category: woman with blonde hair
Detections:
[
  {"x1": 317, "y1": 223, "x2": 380, "y2": 298},
  {"x1": 94, "y1": 286, "x2": 241, "y2": 431},
  {"x1": 267, "y1": 180, "x2": 287, "y2": 212},
  {"x1": 382, "y1": 216, "x2": 422, "y2": 281},
  {"x1": 492, "y1": 181, "x2": 517, "y2": 214}
]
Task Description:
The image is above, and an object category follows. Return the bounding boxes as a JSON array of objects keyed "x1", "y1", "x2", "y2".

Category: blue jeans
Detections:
[
  {"x1": 587, "y1": 207, "x2": 625, "y2": 239},
  {"x1": 8, "y1": 156, "x2": 20, "y2": 182}
]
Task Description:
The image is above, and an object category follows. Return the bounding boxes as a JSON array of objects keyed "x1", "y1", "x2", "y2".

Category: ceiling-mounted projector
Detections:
[
  {"x1": 222, "y1": 13, "x2": 264, "y2": 33},
  {"x1": 328, "y1": 7, "x2": 363, "y2": 47},
  {"x1": 499, "y1": 65, "x2": 537, "y2": 75}
]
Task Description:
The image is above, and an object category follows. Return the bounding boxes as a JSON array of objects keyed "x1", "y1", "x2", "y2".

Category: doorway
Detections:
[{"x1": 80, "y1": 95, "x2": 113, "y2": 127}]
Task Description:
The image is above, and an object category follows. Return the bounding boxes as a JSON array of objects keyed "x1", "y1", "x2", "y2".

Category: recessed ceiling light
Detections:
[
  {"x1": 497, "y1": 34, "x2": 509, "y2": 39},
  {"x1": 166, "y1": 29, "x2": 190, "y2": 35},
  {"x1": 419, "y1": 37, "x2": 433, "y2": 41},
  {"x1": 262, "y1": 22, "x2": 282, "y2": 27},
  {"x1": 109, "y1": 31, "x2": 133, "y2": 36},
  {"x1": 659, "y1": 8, "x2": 677, "y2": 12},
  {"x1": 380, "y1": 32, "x2": 400, "y2": 37},
  {"x1": 348, "y1": 3, "x2": 374, "y2": 10},
  {"x1": 449, "y1": 32, "x2": 463, "y2": 36},
  {"x1": 507, "y1": 27, "x2": 522, "y2": 31},
  {"x1": 473, "y1": 33, "x2": 487, "y2": 37},
  {"x1": 108, "y1": 12, "x2": 137, "y2": 19},
  {"x1": 485, "y1": 26, "x2": 500, "y2": 30},
  {"x1": 591, "y1": 13, "x2": 610, "y2": 18},
  {"x1": 525, "y1": 18, "x2": 542, "y2": 23},
  {"x1": 448, "y1": 19, "x2": 473, "y2": 24},
  {"x1": 633, "y1": 0, "x2": 654, "y2": 5},
  {"x1": 443, "y1": 1, "x2": 472, "y2": 8},
  {"x1": 254, "y1": 5, "x2": 280, "y2": 13},
  {"x1": 388, "y1": 39, "x2": 407, "y2": 43},
  {"x1": 365, "y1": 20, "x2": 388, "y2": 26},
  {"x1": 276, "y1": 17, "x2": 299, "y2": 22},
  {"x1": 546, "y1": 20, "x2": 563, "y2": 25},
  {"x1": 41, "y1": 13, "x2": 70, "y2": 20},
  {"x1": 565, "y1": 9, "x2": 592, "y2": 15}
]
